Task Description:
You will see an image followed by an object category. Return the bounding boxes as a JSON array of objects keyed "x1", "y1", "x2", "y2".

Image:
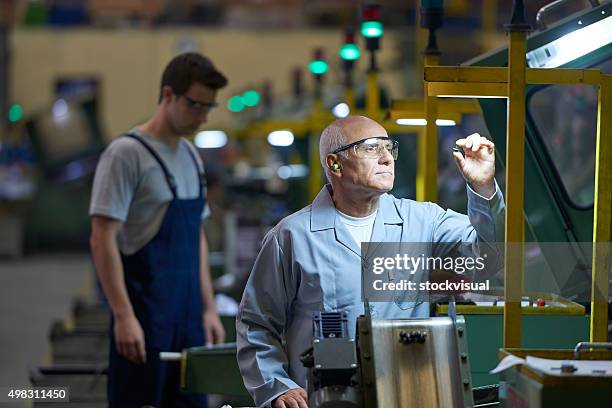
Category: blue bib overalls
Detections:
[{"x1": 107, "y1": 133, "x2": 207, "y2": 407}]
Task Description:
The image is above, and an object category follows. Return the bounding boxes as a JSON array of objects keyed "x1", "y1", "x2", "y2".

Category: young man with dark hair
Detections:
[{"x1": 90, "y1": 52, "x2": 228, "y2": 407}]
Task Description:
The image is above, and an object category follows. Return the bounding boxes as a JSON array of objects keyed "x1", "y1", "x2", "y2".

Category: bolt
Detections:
[
  {"x1": 314, "y1": 339, "x2": 320, "y2": 343},
  {"x1": 315, "y1": 364, "x2": 322, "y2": 369},
  {"x1": 363, "y1": 353, "x2": 371, "y2": 360},
  {"x1": 463, "y1": 378, "x2": 470, "y2": 387},
  {"x1": 457, "y1": 327, "x2": 464, "y2": 337},
  {"x1": 461, "y1": 352, "x2": 468, "y2": 361},
  {"x1": 560, "y1": 363, "x2": 577, "y2": 373},
  {"x1": 350, "y1": 363, "x2": 358, "y2": 368}
]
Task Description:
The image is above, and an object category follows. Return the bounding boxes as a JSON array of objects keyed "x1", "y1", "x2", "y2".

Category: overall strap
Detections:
[
  {"x1": 181, "y1": 139, "x2": 206, "y2": 196},
  {"x1": 125, "y1": 133, "x2": 177, "y2": 198}
]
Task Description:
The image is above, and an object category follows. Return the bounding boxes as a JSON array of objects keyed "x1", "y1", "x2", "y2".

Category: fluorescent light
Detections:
[
  {"x1": 396, "y1": 118, "x2": 456, "y2": 126},
  {"x1": 526, "y1": 16, "x2": 612, "y2": 68},
  {"x1": 332, "y1": 103, "x2": 350, "y2": 118},
  {"x1": 437, "y1": 95, "x2": 506, "y2": 99},
  {"x1": 195, "y1": 130, "x2": 227, "y2": 148},
  {"x1": 267, "y1": 130, "x2": 294, "y2": 147},
  {"x1": 52, "y1": 99, "x2": 70, "y2": 123},
  {"x1": 396, "y1": 118, "x2": 427, "y2": 126},
  {"x1": 277, "y1": 164, "x2": 309, "y2": 179}
]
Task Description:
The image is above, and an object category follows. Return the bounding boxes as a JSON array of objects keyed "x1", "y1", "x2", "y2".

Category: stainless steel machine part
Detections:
[{"x1": 359, "y1": 315, "x2": 474, "y2": 408}]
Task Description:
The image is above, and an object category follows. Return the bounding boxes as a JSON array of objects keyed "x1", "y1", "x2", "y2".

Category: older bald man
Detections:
[{"x1": 236, "y1": 116, "x2": 504, "y2": 407}]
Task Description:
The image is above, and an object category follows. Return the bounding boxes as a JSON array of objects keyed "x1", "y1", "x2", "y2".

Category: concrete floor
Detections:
[{"x1": 0, "y1": 252, "x2": 92, "y2": 407}]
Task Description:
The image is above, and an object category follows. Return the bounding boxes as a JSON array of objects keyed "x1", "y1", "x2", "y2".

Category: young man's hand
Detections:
[
  {"x1": 114, "y1": 314, "x2": 146, "y2": 364},
  {"x1": 203, "y1": 309, "x2": 225, "y2": 345}
]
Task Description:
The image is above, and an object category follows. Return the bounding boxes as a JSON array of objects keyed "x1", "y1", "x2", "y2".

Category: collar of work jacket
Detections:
[{"x1": 310, "y1": 185, "x2": 404, "y2": 257}]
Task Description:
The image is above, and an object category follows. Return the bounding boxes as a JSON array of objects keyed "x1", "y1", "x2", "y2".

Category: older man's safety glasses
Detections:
[{"x1": 332, "y1": 137, "x2": 399, "y2": 160}]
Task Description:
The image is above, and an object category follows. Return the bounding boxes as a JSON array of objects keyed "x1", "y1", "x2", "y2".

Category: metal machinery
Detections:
[
  {"x1": 414, "y1": 0, "x2": 612, "y2": 405},
  {"x1": 356, "y1": 312, "x2": 474, "y2": 408},
  {"x1": 28, "y1": 1, "x2": 611, "y2": 406},
  {"x1": 497, "y1": 344, "x2": 612, "y2": 407},
  {"x1": 388, "y1": 0, "x2": 612, "y2": 390},
  {"x1": 170, "y1": 304, "x2": 478, "y2": 408},
  {"x1": 300, "y1": 309, "x2": 475, "y2": 408},
  {"x1": 300, "y1": 312, "x2": 360, "y2": 408},
  {"x1": 171, "y1": 2, "x2": 612, "y2": 407}
]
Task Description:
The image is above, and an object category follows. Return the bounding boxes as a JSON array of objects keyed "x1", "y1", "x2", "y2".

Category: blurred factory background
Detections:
[{"x1": 0, "y1": 0, "x2": 611, "y2": 407}]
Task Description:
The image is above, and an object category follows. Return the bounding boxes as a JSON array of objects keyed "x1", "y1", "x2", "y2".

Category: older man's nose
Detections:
[{"x1": 379, "y1": 149, "x2": 393, "y2": 165}]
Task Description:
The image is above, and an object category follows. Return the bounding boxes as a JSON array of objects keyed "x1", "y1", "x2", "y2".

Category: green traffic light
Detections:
[
  {"x1": 8, "y1": 104, "x2": 23, "y2": 122},
  {"x1": 361, "y1": 21, "x2": 384, "y2": 38},
  {"x1": 227, "y1": 96, "x2": 245, "y2": 113},
  {"x1": 339, "y1": 43, "x2": 361, "y2": 61},
  {"x1": 308, "y1": 60, "x2": 328, "y2": 75},
  {"x1": 242, "y1": 90, "x2": 260, "y2": 107}
]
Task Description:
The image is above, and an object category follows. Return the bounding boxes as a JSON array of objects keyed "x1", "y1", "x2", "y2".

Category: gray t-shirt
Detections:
[{"x1": 89, "y1": 128, "x2": 209, "y2": 255}]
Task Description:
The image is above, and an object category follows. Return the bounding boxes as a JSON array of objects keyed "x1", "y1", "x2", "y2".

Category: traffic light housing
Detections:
[
  {"x1": 340, "y1": 31, "x2": 359, "y2": 88},
  {"x1": 361, "y1": 4, "x2": 383, "y2": 52},
  {"x1": 339, "y1": 33, "x2": 361, "y2": 62},
  {"x1": 420, "y1": 0, "x2": 444, "y2": 54},
  {"x1": 420, "y1": 0, "x2": 444, "y2": 30},
  {"x1": 308, "y1": 48, "x2": 328, "y2": 76}
]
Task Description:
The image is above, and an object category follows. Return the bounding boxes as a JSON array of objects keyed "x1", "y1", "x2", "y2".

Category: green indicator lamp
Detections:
[
  {"x1": 361, "y1": 4, "x2": 383, "y2": 70},
  {"x1": 227, "y1": 95, "x2": 245, "y2": 113},
  {"x1": 309, "y1": 48, "x2": 328, "y2": 75},
  {"x1": 361, "y1": 21, "x2": 384, "y2": 38},
  {"x1": 339, "y1": 43, "x2": 361, "y2": 61},
  {"x1": 310, "y1": 48, "x2": 327, "y2": 99},
  {"x1": 308, "y1": 60, "x2": 328, "y2": 75},
  {"x1": 242, "y1": 90, "x2": 260, "y2": 107},
  {"x1": 8, "y1": 104, "x2": 23, "y2": 122}
]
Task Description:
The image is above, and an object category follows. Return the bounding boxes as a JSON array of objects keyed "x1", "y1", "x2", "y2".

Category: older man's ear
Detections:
[{"x1": 326, "y1": 155, "x2": 342, "y2": 175}]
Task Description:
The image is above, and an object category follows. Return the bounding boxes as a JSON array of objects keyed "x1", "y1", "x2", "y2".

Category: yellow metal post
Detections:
[
  {"x1": 481, "y1": 0, "x2": 497, "y2": 51},
  {"x1": 415, "y1": 1, "x2": 426, "y2": 97},
  {"x1": 366, "y1": 71, "x2": 380, "y2": 120},
  {"x1": 415, "y1": 127, "x2": 426, "y2": 199},
  {"x1": 590, "y1": 75, "x2": 612, "y2": 342},
  {"x1": 419, "y1": 53, "x2": 440, "y2": 202},
  {"x1": 345, "y1": 87, "x2": 355, "y2": 112},
  {"x1": 417, "y1": 0, "x2": 612, "y2": 354},
  {"x1": 503, "y1": 30, "x2": 528, "y2": 349},
  {"x1": 309, "y1": 98, "x2": 325, "y2": 200}
]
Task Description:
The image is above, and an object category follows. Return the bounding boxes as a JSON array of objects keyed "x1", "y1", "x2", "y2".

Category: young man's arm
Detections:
[
  {"x1": 199, "y1": 226, "x2": 225, "y2": 345},
  {"x1": 90, "y1": 215, "x2": 146, "y2": 363}
]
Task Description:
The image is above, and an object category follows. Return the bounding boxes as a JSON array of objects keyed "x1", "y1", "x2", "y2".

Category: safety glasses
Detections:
[
  {"x1": 332, "y1": 137, "x2": 399, "y2": 160},
  {"x1": 180, "y1": 94, "x2": 218, "y2": 113}
]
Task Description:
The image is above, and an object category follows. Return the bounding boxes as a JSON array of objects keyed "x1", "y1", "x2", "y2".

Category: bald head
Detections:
[{"x1": 319, "y1": 116, "x2": 388, "y2": 177}]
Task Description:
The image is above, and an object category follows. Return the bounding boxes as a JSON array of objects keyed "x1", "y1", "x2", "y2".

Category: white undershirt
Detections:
[{"x1": 336, "y1": 209, "x2": 378, "y2": 247}]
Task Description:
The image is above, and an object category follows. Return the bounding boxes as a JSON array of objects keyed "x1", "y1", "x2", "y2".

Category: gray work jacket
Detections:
[{"x1": 237, "y1": 183, "x2": 504, "y2": 406}]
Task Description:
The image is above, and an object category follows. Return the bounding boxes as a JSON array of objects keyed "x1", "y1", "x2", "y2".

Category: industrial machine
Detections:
[
  {"x1": 496, "y1": 343, "x2": 612, "y2": 407},
  {"x1": 171, "y1": 301, "x2": 477, "y2": 408},
  {"x1": 300, "y1": 312, "x2": 360, "y2": 408},
  {"x1": 24, "y1": 1, "x2": 612, "y2": 407},
  {"x1": 355, "y1": 311, "x2": 474, "y2": 408}
]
